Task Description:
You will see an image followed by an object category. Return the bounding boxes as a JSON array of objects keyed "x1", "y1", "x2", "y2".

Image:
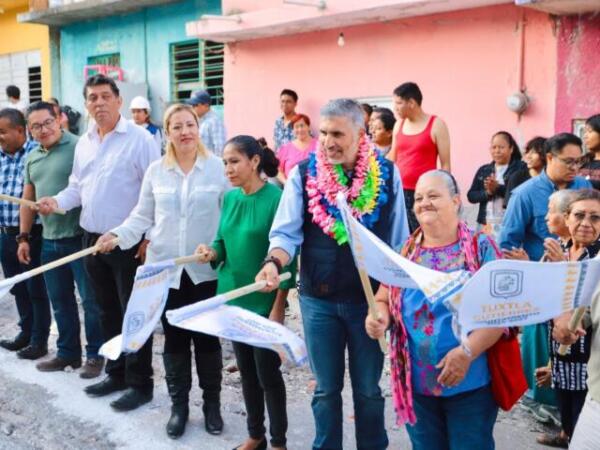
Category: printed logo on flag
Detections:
[
  {"x1": 125, "y1": 312, "x2": 146, "y2": 335},
  {"x1": 490, "y1": 270, "x2": 523, "y2": 298}
]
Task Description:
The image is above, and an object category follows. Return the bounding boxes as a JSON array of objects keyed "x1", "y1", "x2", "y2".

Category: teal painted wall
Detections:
[{"x1": 57, "y1": 0, "x2": 220, "y2": 122}]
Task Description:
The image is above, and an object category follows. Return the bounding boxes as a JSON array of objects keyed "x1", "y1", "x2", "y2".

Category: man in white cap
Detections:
[
  {"x1": 186, "y1": 90, "x2": 226, "y2": 157},
  {"x1": 129, "y1": 96, "x2": 163, "y2": 153}
]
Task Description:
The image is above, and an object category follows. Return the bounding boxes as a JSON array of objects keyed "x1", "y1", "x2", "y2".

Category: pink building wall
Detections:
[
  {"x1": 223, "y1": 4, "x2": 558, "y2": 191},
  {"x1": 555, "y1": 14, "x2": 600, "y2": 132}
]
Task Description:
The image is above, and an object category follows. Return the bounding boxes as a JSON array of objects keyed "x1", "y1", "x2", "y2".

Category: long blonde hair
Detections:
[{"x1": 163, "y1": 103, "x2": 207, "y2": 166}]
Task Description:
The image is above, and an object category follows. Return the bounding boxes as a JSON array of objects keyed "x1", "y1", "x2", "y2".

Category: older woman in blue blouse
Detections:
[{"x1": 366, "y1": 170, "x2": 504, "y2": 450}]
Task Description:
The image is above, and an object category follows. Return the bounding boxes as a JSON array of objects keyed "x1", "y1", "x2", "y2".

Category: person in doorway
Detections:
[
  {"x1": 467, "y1": 131, "x2": 525, "y2": 241},
  {"x1": 37, "y1": 74, "x2": 160, "y2": 412},
  {"x1": 387, "y1": 82, "x2": 451, "y2": 232},
  {"x1": 256, "y1": 99, "x2": 409, "y2": 450},
  {"x1": 95, "y1": 103, "x2": 228, "y2": 438},
  {"x1": 129, "y1": 96, "x2": 163, "y2": 153},
  {"x1": 273, "y1": 89, "x2": 298, "y2": 152},
  {"x1": 187, "y1": 90, "x2": 226, "y2": 157},
  {"x1": 0, "y1": 108, "x2": 50, "y2": 360},
  {"x1": 19, "y1": 101, "x2": 104, "y2": 378},
  {"x1": 579, "y1": 114, "x2": 600, "y2": 189}
]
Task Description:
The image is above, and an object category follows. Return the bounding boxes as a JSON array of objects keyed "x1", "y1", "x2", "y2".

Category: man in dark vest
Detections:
[{"x1": 256, "y1": 98, "x2": 409, "y2": 449}]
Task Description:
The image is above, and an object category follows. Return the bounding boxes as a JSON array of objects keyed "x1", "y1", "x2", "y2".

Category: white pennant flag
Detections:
[
  {"x1": 336, "y1": 192, "x2": 600, "y2": 337},
  {"x1": 336, "y1": 193, "x2": 468, "y2": 302},
  {"x1": 99, "y1": 259, "x2": 176, "y2": 360},
  {"x1": 166, "y1": 279, "x2": 307, "y2": 367},
  {"x1": 449, "y1": 256, "x2": 600, "y2": 337}
]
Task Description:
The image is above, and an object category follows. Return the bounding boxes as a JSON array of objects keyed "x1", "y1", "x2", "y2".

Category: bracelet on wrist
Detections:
[
  {"x1": 261, "y1": 256, "x2": 283, "y2": 274},
  {"x1": 16, "y1": 232, "x2": 30, "y2": 244}
]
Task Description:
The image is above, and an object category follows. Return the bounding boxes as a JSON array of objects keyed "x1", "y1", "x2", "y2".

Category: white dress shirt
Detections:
[
  {"x1": 111, "y1": 153, "x2": 229, "y2": 288},
  {"x1": 55, "y1": 116, "x2": 161, "y2": 233}
]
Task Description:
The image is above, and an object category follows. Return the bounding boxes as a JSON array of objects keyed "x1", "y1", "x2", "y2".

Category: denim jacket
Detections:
[{"x1": 499, "y1": 171, "x2": 592, "y2": 260}]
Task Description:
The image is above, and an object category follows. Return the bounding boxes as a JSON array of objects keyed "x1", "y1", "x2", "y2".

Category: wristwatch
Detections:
[{"x1": 16, "y1": 232, "x2": 30, "y2": 244}]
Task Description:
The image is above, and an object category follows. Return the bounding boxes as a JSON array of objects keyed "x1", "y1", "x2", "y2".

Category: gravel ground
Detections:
[{"x1": 0, "y1": 286, "x2": 557, "y2": 449}]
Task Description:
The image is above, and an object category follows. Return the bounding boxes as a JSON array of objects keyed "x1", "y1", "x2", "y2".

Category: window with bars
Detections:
[
  {"x1": 170, "y1": 40, "x2": 224, "y2": 105},
  {"x1": 28, "y1": 66, "x2": 42, "y2": 103}
]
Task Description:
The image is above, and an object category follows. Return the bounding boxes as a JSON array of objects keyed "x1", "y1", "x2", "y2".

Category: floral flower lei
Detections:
[{"x1": 306, "y1": 136, "x2": 390, "y2": 245}]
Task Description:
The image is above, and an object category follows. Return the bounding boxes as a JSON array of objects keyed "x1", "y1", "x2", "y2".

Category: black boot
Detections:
[
  {"x1": 195, "y1": 348, "x2": 224, "y2": 435},
  {"x1": 164, "y1": 353, "x2": 191, "y2": 439}
]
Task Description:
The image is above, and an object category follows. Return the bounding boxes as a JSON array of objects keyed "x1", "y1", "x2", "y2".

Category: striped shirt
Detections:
[{"x1": 0, "y1": 140, "x2": 37, "y2": 227}]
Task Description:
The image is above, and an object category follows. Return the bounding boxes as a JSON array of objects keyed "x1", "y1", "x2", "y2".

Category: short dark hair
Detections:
[
  {"x1": 372, "y1": 107, "x2": 396, "y2": 132},
  {"x1": 586, "y1": 114, "x2": 600, "y2": 134},
  {"x1": 545, "y1": 132, "x2": 582, "y2": 156},
  {"x1": 0, "y1": 108, "x2": 26, "y2": 129},
  {"x1": 6, "y1": 85, "x2": 20, "y2": 100},
  {"x1": 361, "y1": 103, "x2": 373, "y2": 116},
  {"x1": 393, "y1": 82, "x2": 423, "y2": 106},
  {"x1": 525, "y1": 136, "x2": 547, "y2": 165},
  {"x1": 280, "y1": 89, "x2": 298, "y2": 103},
  {"x1": 83, "y1": 74, "x2": 120, "y2": 99},
  {"x1": 26, "y1": 101, "x2": 57, "y2": 120}
]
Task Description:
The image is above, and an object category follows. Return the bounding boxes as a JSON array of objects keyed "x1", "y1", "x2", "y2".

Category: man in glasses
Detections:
[
  {"x1": 501, "y1": 132, "x2": 591, "y2": 260},
  {"x1": 18, "y1": 101, "x2": 105, "y2": 378},
  {"x1": 499, "y1": 132, "x2": 591, "y2": 436}
]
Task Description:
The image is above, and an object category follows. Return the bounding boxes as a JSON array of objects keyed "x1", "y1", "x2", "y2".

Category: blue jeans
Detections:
[
  {"x1": 407, "y1": 385, "x2": 498, "y2": 450},
  {"x1": 41, "y1": 236, "x2": 104, "y2": 359},
  {"x1": 0, "y1": 227, "x2": 50, "y2": 346},
  {"x1": 300, "y1": 295, "x2": 388, "y2": 450}
]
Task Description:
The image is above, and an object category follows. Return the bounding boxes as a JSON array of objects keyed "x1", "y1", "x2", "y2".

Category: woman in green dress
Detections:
[{"x1": 196, "y1": 135, "x2": 292, "y2": 450}]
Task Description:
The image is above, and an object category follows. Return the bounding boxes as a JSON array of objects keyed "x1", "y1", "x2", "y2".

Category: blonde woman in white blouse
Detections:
[{"x1": 96, "y1": 104, "x2": 228, "y2": 439}]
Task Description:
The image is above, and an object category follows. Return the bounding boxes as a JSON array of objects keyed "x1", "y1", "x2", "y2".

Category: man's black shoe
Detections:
[
  {"x1": 0, "y1": 335, "x2": 30, "y2": 352},
  {"x1": 16, "y1": 344, "x2": 48, "y2": 360},
  {"x1": 84, "y1": 376, "x2": 127, "y2": 397},
  {"x1": 110, "y1": 387, "x2": 153, "y2": 412}
]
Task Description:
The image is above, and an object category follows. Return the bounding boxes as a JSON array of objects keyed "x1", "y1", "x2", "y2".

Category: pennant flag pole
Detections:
[
  {"x1": 0, "y1": 238, "x2": 119, "y2": 299},
  {"x1": 0, "y1": 193, "x2": 66, "y2": 215}
]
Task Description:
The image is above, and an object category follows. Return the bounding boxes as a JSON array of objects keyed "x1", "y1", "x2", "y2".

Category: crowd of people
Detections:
[{"x1": 0, "y1": 73, "x2": 599, "y2": 450}]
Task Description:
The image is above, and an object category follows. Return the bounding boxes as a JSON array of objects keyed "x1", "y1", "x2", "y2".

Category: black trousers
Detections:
[
  {"x1": 403, "y1": 189, "x2": 419, "y2": 233},
  {"x1": 83, "y1": 232, "x2": 153, "y2": 389},
  {"x1": 161, "y1": 272, "x2": 220, "y2": 354},
  {"x1": 556, "y1": 388, "x2": 588, "y2": 438},
  {"x1": 233, "y1": 341, "x2": 287, "y2": 447}
]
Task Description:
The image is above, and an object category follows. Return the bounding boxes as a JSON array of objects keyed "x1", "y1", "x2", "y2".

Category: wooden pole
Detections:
[
  {"x1": 557, "y1": 306, "x2": 586, "y2": 356},
  {"x1": 357, "y1": 268, "x2": 388, "y2": 353},
  {"x1": 0, "y1": 194, "x2": 66, "y2": 215},
  {"x1": 222, "y1": 272, "x2": 292, "y2": 302},
  {"x1": 21, "y1": 238, "x2": 119, "y2": 279}
]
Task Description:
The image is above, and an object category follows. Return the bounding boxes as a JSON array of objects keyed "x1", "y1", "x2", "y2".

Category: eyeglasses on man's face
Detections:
[{"x1": 30, "y1": 118, "x2": 57, "y2": 133}]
